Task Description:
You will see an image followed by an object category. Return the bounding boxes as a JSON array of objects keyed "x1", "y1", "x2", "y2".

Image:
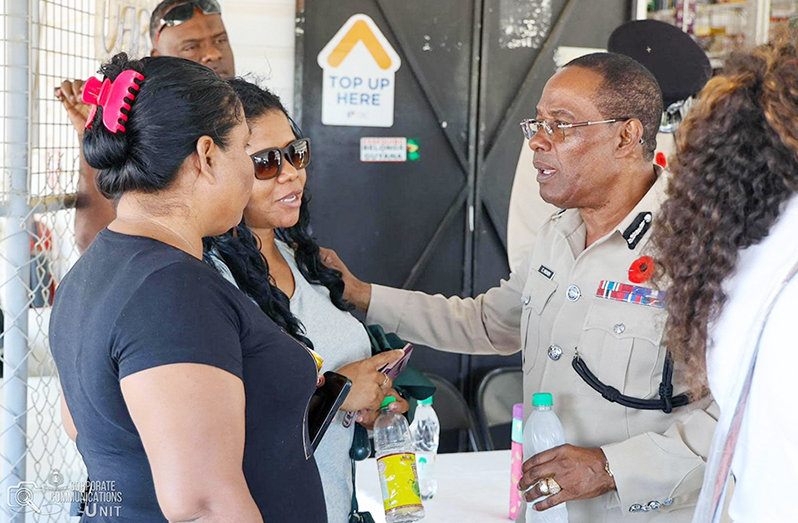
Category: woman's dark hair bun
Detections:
[
  {"x1": 82, "y1": 53, "x2": 143, "y2": 175},
  {"x1": 98, "y1": 52, "x2": 137, "y2": 80},
  {"x1": 82, "y1": 52, "x2": 241, "y2": 199}
]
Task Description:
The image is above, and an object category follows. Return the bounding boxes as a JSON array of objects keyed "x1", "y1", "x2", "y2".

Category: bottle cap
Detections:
[
  {"x1": 418, "y1": 395, "x2": 433, "y2": 405},
  {"x1": 532, "y1": 393, "x2": 553, "y2": 407},
  {"x1": 512, "y1": 403, "x2": 524, "y2": 420},
  {"x1": 380, "y1": 396, "x2": 397, "y2": 409}
]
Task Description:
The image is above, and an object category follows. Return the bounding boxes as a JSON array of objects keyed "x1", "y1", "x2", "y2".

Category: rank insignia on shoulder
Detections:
[
  {"x1": 550, "y1": 208, "x2": 567, "y2": 221},
  {"x1": 622, "y1": 212, "x2": 653, "y2": 250},
  {"x1": 596, "y1": 280, "x2": 666, "y2": 309},
  {"x1": 538, "y1": 265, "x2": 555, "y2": 280}
]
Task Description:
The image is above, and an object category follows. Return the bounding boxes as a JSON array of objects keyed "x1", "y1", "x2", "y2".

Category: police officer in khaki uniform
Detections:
[
  {"x1": 323, "y1": 53, "x2": 718, "y2": 522},
  {"x1": 506, "y1": 20, "x2": 711, "y2": 274}
]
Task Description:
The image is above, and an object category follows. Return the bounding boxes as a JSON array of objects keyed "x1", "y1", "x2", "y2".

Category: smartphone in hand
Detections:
[
  {"x1": 378, "y1": 343, "x2": 414, "y2": 380},
  {"x1": 342, "y1": 344, "x2": 414, "y2": 428},
  {"x1": 308, "y1": 371, "x2": 352, "y2": 451}
]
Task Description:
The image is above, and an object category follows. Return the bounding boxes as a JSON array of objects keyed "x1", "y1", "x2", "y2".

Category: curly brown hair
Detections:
[{"x1": 652, "y1": 30, "x2": 798, "y2": 395}]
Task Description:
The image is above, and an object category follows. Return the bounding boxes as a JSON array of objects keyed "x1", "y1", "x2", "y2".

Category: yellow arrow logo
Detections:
[{"x1": 327, "y1": 19, "x2": 393, "y2": 70}]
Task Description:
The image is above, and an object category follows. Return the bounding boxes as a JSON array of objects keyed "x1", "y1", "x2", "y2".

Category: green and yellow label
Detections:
[{"x1": 377, "y1": 453, "x2": 422, "y2": 512}]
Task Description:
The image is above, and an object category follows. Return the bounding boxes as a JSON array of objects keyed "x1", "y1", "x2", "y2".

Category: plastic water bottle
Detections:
[
  {"x1": 410, "y1": 395, "x2": 440, "y2": 500},
  {"x1": 509, "y1": 403, "x2": 524, "y2": 520},
  {"x1": 374, "y1": 396, "x2": 425, "y2": 522},
  {"x1": 523, "y1": 393, "x2": 568, "y2": 523}
]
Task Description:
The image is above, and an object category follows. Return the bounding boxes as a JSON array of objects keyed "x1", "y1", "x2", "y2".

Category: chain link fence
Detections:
[{"x1": 0, "y1": 0, "x2": 126, "y2": 520}]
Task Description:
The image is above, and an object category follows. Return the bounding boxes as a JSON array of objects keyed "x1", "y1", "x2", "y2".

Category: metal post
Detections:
[
  {"x1": 751, "y1": 0, "x2": 771, "y2": 46},
  {"x1": 633, "y1": 0, "x2": 648, "y2": 21},
  {"x1": 2, "y1": 0, "x2": 31, "y2": 519}
]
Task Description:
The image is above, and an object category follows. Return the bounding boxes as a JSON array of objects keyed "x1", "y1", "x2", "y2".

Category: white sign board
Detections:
[
  {"x1": 95, "y1": 0, "x2": 152, "y2": 61},
  {"x1": 360, "y1": 137, "x2": 407, "y2": 162},
  {"x1": 317, "y1": 14, "x2": 402, "y2": 128}
]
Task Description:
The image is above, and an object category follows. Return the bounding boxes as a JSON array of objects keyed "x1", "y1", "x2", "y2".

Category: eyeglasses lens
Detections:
[
  {"x1": 162, "y1": 3, "x2": 195, "y2": 26},
  {"x1": 521, "y1": 121, "x2": 542, "y2": 140},
  {"x1": 254, "y1": 150, "x2": 281, "y2": 180},
  {"x1": 289, "y1": 140, "x2": 310, "y2": 170}
]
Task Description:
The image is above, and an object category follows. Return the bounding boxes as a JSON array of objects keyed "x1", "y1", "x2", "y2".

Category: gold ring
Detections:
[
  {"x1": 546, "y1": 478, "x2": 562, "y2": 495},
  {"x1": 381, "y1": 375, "x2": 390, "y2": 389},
  {"x1": 537, "y1": 479, "x2": 549, "y2": 496}
]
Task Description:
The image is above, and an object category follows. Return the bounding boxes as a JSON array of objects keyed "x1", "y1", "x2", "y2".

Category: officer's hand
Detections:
[
  {"x1": 55, "y1": 79, "x2": 91, "y2": 138},
  {"x1": 518, "y1": 444, "x2": 616, "y2": 511},
  {"x1": 320, "y1": 248, "x2": 372, "y2": 312}
]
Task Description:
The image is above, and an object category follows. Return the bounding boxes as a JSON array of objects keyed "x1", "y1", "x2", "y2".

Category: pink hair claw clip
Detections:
[{"x1": 82, "y1": 70, "x2": 145, "y2": 133}]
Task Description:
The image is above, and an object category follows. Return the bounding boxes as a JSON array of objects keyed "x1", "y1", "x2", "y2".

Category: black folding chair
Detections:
[
  {"x1": 423, "y1": 373, "x2": 484, "y2": 452},
  {"x1": 476, "y1": 367, "x2": 523, "y2": 450}
]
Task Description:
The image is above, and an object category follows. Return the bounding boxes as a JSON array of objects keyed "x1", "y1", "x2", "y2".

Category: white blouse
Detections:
[{"x1": 707, "y1": 195, "x2": 798, "y2": 522}]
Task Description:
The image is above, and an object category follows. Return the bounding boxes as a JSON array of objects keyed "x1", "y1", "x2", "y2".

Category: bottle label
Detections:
[
  {"x1": 377, "y1": 453, "x2": 423, "y2": 513},
  {"x1": 509, "y1": 440, "x2": 523, "y2": 519}
]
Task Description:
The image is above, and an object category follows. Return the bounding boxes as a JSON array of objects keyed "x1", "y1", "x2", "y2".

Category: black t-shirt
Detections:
[{"x1": 50, "y1": 229, "x2": 326, "y2": 522}]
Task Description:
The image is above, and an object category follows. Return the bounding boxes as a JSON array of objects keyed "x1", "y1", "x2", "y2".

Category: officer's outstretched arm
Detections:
[{"x1": 363, "y1": 254, "x2": 532, "y2": 357}]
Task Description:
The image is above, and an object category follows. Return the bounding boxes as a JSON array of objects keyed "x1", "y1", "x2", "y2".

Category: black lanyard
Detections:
[{"x1": 572, "y1": 350, "x2": 690, "y2": 413}]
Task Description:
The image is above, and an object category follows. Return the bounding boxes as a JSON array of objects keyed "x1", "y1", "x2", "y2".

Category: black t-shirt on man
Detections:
[{"x1": 50, "y1": 229, "x2": 326, "y2": 522}]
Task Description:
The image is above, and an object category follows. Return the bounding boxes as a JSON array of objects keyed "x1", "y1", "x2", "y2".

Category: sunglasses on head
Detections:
[
  {"x1": 155, "y1": 0, "x2": 222, "y2": 42},
  {"x1": 251, "y1": 138, "x2": 311, "y2": 180}
]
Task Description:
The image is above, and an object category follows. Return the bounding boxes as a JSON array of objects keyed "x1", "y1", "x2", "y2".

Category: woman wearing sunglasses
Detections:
[
  {"x1": 50, "y1": 55, "x2": 326, "y2": 522},
  {"x1": 204, "y1": 78, "x2": 409, "y2": 523}
]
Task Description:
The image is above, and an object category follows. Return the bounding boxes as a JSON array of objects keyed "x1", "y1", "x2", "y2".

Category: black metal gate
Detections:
[{"x1": 296, "y1": 0, "x2": 631, "y2": 415}]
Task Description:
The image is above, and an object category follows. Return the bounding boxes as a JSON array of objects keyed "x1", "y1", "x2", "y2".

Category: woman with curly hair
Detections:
[{"x1": 652, "y1": 34, "x2": 798, "y2": 522}]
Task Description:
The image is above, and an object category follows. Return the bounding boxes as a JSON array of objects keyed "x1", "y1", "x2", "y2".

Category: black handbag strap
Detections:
[{"x1": 350, "y1": 457, "x2": 359, "y2": 515}]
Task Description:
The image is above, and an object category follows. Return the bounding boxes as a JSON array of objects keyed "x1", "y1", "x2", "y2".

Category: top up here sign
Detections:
[{"x1": 317, "y1": 14, "x2": 402, "y2": 127}]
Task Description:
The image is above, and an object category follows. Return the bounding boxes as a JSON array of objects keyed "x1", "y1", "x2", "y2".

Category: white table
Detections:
[{"x1": 356, "y1": 450, "x2": 514, "y2": 523}]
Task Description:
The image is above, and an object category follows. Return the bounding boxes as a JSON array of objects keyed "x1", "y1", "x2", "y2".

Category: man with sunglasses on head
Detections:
[
  {"x1": 56, "y1": 0, "x2": 235, "y2": 253},
  {"x1": 323, "y1": 52, "x2": 720, "y2": 523},
  {"x1": 150, "y1": 0, "x2": 234, "y2": 78}
]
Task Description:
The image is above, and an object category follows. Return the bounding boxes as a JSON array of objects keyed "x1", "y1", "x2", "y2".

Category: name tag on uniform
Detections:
[
  {"x1": 538, "y1": 265, "x2": 555, "y2": 280},
  {"x1": 596, "y1": 280, "x2": 666, "y2": 309}
]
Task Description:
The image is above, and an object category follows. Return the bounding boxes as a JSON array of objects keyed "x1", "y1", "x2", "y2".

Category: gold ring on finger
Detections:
[
  {"x1": 546, "y1": 477, "x2": 562, "y2": 495},
  {"x1": 537, "y1": 479, "x2": 550, "y2": 496},
  {"x1": 381, "y1": 375, "x2": 390, "y2": 390}
]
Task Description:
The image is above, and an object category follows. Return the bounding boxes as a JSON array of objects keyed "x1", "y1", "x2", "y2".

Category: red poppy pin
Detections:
[{"x1": 629, "y1": 256, "x2": 655, "y2": 284}]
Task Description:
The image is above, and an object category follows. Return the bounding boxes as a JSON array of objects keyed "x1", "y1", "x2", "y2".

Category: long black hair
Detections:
[
  {"x1": 83, "y1": 53, "x2": 241, "y2": 198},
  {"x1": 204, "y1": 78, "x2": 351, "y2": 348}
]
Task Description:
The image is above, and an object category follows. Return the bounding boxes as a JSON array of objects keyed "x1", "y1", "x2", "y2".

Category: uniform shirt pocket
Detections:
[
  {"x1": 576, "y1": 299, "x2": 666, "y2": 399},
  {"x1": 521, "y1": 273, "x2": 559, "y2": 373}
]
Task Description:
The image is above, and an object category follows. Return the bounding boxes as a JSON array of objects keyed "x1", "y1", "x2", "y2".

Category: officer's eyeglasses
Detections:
[
  {"x1": 519, "y1": 118, "x2": 631, "y2": 141},
  {"x1": 251, "y1": 138, "x2": 311, "y2": 180}
]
